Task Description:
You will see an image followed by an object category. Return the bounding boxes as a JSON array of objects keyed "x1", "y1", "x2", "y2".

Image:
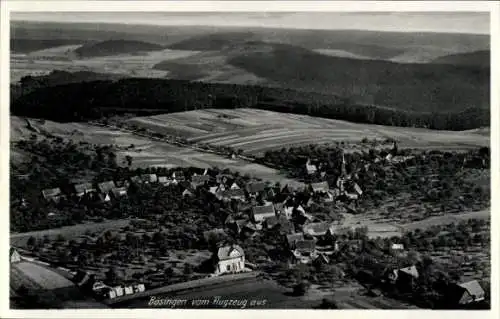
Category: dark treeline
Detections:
[{"x1": 11, "y1": 75, "x2": 489, "y2": 130}]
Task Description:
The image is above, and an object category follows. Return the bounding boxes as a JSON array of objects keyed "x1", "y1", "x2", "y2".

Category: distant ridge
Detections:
[
  {"x1": 431, "y1": 50, "x2": 490, "y2": 68},
  {"x1": 74, "y1": 39, "x2": 165, "y2": 58}
]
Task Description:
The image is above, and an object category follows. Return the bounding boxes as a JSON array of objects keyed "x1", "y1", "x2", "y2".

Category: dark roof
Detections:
[
  {"x1": 286, "y1": 233, "x2": 304, "y2": 246},
  {"x1": 219, "y1": 189, "x2": 245, "y2": 198},
  {"x1": 141, "y1": 174, "x2": 158, "y2": 183},
  {"x1": 42, "y1": 188, "x2": 62, "y2": 198},
  {"x1": 98, "y1": 181, "x2": 116, "y2": 193},
  {"x1": 310, "y1": 181, "x2": 329, "y2": 192},
  {"x1": 295, "y1": 240, "x2": 316, "y2": 252},
  {"x1": 252, "y1": 204, "x2": 275, "y2": 216},
  {"x1": 111, "y1": 187, "x2": 127, "y2": 197},
  {"x1": 217, "y1": 245, "x2": 244, "y2": 261},
  {"x1": 74, "y1": 183, "x2": 95, "y2": 194},
  {"x1": 246, "y1": 181, "x2": 266, "y2": 193},
  {"x1": 192, "y1": 175, "x2": 210, "y2": 184},
  {"x1": 458, "y1": 280, "x2": 485, "y2": 297},
  {"x1": 399, "y1": 265, "x2": 419, "y2": 278},
  {"x1": 264, "y1": 216, "x2": 279, "y2": 228}
]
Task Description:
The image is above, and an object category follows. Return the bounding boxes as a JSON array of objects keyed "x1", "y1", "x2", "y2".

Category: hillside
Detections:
[
  {"x1": 11, "y1": 76, "x2": 489, "y2": 130},
  {"x1": 431, "y1": 50, "x2": 490, "y2": 68},
  {"x1": 74, "y1": 40, "x2": 165, "y2": 58},
  {"x1": 11, "y1": 39, "x2": 85, "y2": 53},
  {"x1": 155, "y1": 41, "x2": 489, "y2": 112}
]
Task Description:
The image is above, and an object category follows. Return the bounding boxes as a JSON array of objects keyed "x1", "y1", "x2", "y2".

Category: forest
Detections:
[{"x1": 11, "y1": 74, "x2": 489, "y2": 130}]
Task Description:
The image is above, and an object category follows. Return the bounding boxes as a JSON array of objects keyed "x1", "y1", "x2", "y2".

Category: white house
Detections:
[
  {"x1": 306, "y1": 159, "x2": 318, "y2": 175},
  {"x1": 10, "y1": 247, "x2": 21, "y2": 263},
  {"x1": 213, "y1": 245, "x2": 246, "y2": 275}
]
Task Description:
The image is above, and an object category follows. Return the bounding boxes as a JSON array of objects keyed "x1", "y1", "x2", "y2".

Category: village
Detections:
[{"x1": 10, "y1": 140, "x2": 490, "y2": 309}]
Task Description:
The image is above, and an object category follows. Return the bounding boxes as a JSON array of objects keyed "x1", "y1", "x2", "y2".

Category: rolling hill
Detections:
[
  {"x1": 431, "y1": 50, "x2": 490, "y2": 68},
  {"x1": 154, "y1": 41, "x2": 489, "y2": 112},
  {"x1": 11, "y1": 39, "x2": 85, "y2": 54},
  {"x1": 74, "y1": 40, "x2": 165, "y2": 58}
]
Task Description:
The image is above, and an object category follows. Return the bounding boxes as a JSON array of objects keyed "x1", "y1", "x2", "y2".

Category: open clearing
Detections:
[{"x1": 128, "y1": 108, "x2": 489, "y2": 155}]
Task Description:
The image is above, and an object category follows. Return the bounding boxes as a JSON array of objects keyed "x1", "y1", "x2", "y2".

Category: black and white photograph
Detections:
[{"x1": 2, "y1": 1, "x2": 497, "y2": 314}]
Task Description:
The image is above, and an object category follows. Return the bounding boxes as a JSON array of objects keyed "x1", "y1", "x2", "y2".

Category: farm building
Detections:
[
  {"x1": 10, "y1": 247, "x2": 21, "y2": 263},
  {"x1": 251, "y1": 204, "x2": 276, "y2": 223},
  {"x1": 74, "y1": 183, "x2": 96, "y2": 197},
  {"x1": 246, "y1": 181, "x2": 267, "y2": 196},
  {"x1": 453, "y1": 280, "x2": 486, "y2": 305},
  {"x1": 41, "y1": 188, "x2": 64, "y2": 203},
  {"x1": 212, "y1": 245, "x2": 246, "y2": 275}
]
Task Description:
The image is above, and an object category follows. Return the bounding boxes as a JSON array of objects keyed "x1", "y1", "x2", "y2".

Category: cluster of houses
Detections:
[{"x1": 73, "y1": 269, "x2": 146, "y2": 299}]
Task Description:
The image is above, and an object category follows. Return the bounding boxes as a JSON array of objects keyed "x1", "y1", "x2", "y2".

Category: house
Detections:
[
  {"x1": 397, "y1": 265, "x2": 419, "y2": 288},
  {"x1": 191, "y1": 175, "x2": 210, "y2": 188},
  {"x1": 229, "y1": 182, "x2": 241, "y2": 190},
  {"x1": 216, "y1": 189, "x2": 245, "y2": 201},
  {"x1": 141, "y1": 174, "x2": 158, "y2": 184},
  {"x1": 97, "y1": 181, "x2": 116, "y2": 194},
  {"x1": 293, "y1": 240, "x2": 317, "y2": 264},
  {"x1": 306, "y1": 159, "x2": 318, "y2": 175},
  {"x1": 41, "y1": 188, "x2": 64, "y2": 203},
  {"x1": 124, "y1": 286, "x2": 134, "y2": 295},
  {"x1": 171, "y1": 171, "x2": 185, "y2": 181},
  {"x1": 74, "y1": 183, "x2": 96, "y2": 197},
  {"x1": 135, "y1": 284, "x2": 146, "y2": 293},
  {"x1": 313, "y1": 253, "x2": 330, "y2": 265},
  {"x1": 158, "y1": 176, "x2": 170, "y2": 185},
  {"x1": 390, "y1": 243, "x2": 405, "y2": 252},
  {"x1": 182, "y1": 189, "x2": 194, "y2": 197},
  {"x1": 286, "y1": 233, "x2": 305, "y2": 249},
  {"x1": 216, "y1": 174, "x2": 232, "y2": 184},
  {"x1": 10, "y1": 247, "x2": 21, "y2": 263},
  {"x1": 454, "y1": 280, "x2": 486, "y2": 305},
  {"x1": 246, "y1": 181, "x2": 267, "y2": 196},
  {"x1": 309, "y1": 181, "x2": 329, "y2": 194},
  {"x1": 251, "y1": 204, "x2": 276, "y2": 223},
  {"x1": 213, "y1": 245, "x2": 246, "y2": 275},
  {"x1": 303, "y1": 222, "x2": 334, "y2": 237},
  {"x1": 111, "y1": 187, "x2": 128, "y2": 198},
  {"x1": 130, "y1": 176, "x2": 141, "y2": 184},
  {"x1": 264, "y1": 215, "x2": 293, "y2": 233}
]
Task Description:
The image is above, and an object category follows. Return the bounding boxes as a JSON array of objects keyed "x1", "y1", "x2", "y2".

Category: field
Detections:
[
  {"x1": 127, "y1": 108, "x2": 489, "y2": 156},
  {"x1": 10, "y1": 116, "x2": 304, "y2": 188},
  {"x1": 10, "y1": 48, "x2": 199, "y2": 83},
  {"x1": 10, "y1": 219, "x2": 131, "y2": 247}
]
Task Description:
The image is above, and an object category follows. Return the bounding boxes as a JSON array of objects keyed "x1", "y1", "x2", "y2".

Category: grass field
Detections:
[
  {"x1": 10, "y1": 219, "x2": 131, "y2": 248},
  {"x1": 128, "y1": 108, "x2": 489, "y2": 156}
]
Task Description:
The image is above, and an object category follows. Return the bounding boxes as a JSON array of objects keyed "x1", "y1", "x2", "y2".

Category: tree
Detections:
[{"x1": 125, "y1": 155, "x2": 133, "y2": 167}]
